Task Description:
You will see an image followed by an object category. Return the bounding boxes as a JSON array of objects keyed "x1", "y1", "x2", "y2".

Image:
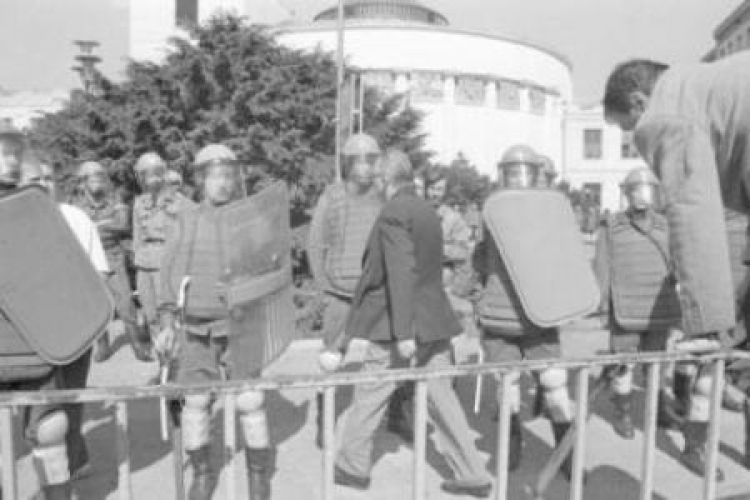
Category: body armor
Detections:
[
  {"x1": 0, "y1": 188, "x2": 112, "y2": 381},
  {"x1": 323, "y1": 183, "x2": 382, "y2": 296},
  {"x1": 133, "y1": 188, "x2": 193, "y2": 270},
  {"x1": 607, "y1": 211, "x2": 681, "y2": 331}
]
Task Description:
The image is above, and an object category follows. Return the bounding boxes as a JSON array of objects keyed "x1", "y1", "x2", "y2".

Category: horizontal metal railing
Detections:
[{"x1": 0, "y1": 349, "x2": 748, "y2": 500}]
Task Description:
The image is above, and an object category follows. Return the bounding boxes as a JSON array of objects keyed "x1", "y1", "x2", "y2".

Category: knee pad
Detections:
[
  {"x1": 611, "y1": 366, "x2": 634, "y2": 395},
  {"x1": 32, "y1": 411, "x2": 70, "y2": 486},
  {"x1": 495, "y1": 372, "x2": 521, "y2": 413},
  {"x1": 689, "y1": 370, "x2": 720, "y2": 422},
  {"x1": 237, "y1": 390, "x2": 269, "y2": 449},
  {"x1": 182, "y1": 394, "x2": 212, "y2": 451},
  {"x1": 539, "y1": 369, "x2": 573, "y2": 422}
]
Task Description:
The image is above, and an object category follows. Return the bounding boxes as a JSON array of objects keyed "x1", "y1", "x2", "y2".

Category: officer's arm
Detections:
[
  {"x1": 157, "y1": 215, "x2": 182, "y2": 325},
  {"x1": 307, "y1": 189, "x2": 332, "y2": 291},
  {"x1": 99, "y1": 202, "x2": 132, "y2": 237},
  {"x1": 381, "y1": 212, "x2": 417, "y2": 341},
  {"x1": 635, "y1": 116, "x2": 735, "y2": 336}
]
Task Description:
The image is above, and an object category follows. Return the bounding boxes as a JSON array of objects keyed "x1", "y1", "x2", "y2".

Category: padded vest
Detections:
[
  {"x1": 324, "y1": 185, "x2": 382, "y2": 296},
  {"x1": 608, "y1": 212, "x2": 681, "y2": 331},
  {"x1": 133, "y1": 189, "x2": 193, "y2": 269},
  {"x1": 476, "y1": 235, "x2": 535, "y2": 335},
  {"x1": 162, "y1": 206, "x2": 228, "y2": 320}
]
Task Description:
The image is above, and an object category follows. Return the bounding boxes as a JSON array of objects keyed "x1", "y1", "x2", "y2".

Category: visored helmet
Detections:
[
  {"x1": 134, "y1": 152, "x2": 167, "y2": 176},
  {"x1": 536, "y1": 154, "x2": 557, "y2": 188},
  {"x1": 193, "y1": 144, "x2": 245, "y2": 200},
  {"x1": 497, "y1": 144, "x2": 541, "y2": 189},
  {"x1": 77, "y1": 160, "x2": 107, "y2": 179},
  {"x1": 342, "y1": 133, "x2": 380, "y2": 187},
  {"x1": 621, "y1": 167, "x2": 661, "y2": 211}
]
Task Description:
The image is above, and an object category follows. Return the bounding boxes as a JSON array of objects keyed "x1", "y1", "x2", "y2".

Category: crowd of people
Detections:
[{"x1": 1, "y1": 50, "x2": 750, "y2": 500}]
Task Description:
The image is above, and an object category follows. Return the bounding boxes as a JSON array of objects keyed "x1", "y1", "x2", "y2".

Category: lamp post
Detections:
[{"x1": 72, "y1": 40, "x2": 102, "y2": 95}]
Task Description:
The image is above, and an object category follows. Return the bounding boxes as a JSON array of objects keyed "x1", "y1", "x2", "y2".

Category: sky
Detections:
[{"x1": 0, "y1": 0, "x2": 741, "y2": 103}]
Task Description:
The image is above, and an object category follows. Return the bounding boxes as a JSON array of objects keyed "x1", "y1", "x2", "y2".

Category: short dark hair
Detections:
[{"x1": 603, "y1": 59, "x2": 669, "y2": 115}]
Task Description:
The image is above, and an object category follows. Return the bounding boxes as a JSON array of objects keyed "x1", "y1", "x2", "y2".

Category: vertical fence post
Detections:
[
  {"x1": 115, "y1": 401, "x2": 132, "y2": 500},
  {"x1": 172, "y1": 405, "x2": 185, "y2": 500},
  {"x1": 322, "y1": 386, "x2": 336, "y2": 500},
  {"x1": 639, "y1": 362, "x2": 660, "y2": 500},
  {"x1": 413, "y1": 380, "x2": 428, "y2": 500},
  {"x1": 570, "y1": 368, "x2": 590, "y2": 500},
  {"x1": 0, "y1": 406, "x2": 17, "y2": 500},
  {"x1": 495, "y1": 372, "x2": 513, "y2": 500},
  {"x1": 703, "y1": 359, "x2": 725, "y2": 500},
  {"x1": 224, "y1": 393, "x2": 237, "y2": 500}
]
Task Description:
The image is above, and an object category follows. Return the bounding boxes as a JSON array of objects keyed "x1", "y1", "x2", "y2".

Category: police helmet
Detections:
[
  {"x1": 497, "y1": 144, "x2": 541, "y2": 189},
  {"x1": 536, "y1": 155, "x2": 557, "y2": 188},
  {"x1": 342, "y1": 133, "x2": 380, "y2": 157},
  {"x1": 134, "y1": 152, "x2": 167, "y2": 175},
  {"x1": 77, "y1": 160, "x2": 107, "y2": 179},
  {"x1": 621, "y1": 167, "x2": 661, "y2": 211},
  {"x1": 193, "y1": 144, "x2": 238, "y2": 170}
]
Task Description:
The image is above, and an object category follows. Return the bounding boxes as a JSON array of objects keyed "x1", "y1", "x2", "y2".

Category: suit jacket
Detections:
[
  {"x1": 345, "y1": 185, "x2": 462, "y2": 343},
  {"x1": 633, "y1": 51, "x2": 750, "y2": 336}
]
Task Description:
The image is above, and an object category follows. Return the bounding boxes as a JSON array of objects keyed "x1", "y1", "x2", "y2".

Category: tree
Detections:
[
  {"x1": 29, "y1": 15, "x2": 429, "y2": 208},
  {"x1": 422, "y1": 152, "x2": 491, "y2": 208}
]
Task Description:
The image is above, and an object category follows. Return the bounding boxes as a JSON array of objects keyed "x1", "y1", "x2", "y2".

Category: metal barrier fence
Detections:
[{"x1": 0, "y1": 349, "x2": 748, "y2": 500}]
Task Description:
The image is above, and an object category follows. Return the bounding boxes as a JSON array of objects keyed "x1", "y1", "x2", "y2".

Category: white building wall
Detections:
[
  {"x1": 563, "y1": 105, "x2": 646, "y2": 212},
  {"x1": 129, "y1": 0, "x2": 180, "y2": 63},
  {"x1": 277, "y1": 26, "x2": 572, "y2": 180}
]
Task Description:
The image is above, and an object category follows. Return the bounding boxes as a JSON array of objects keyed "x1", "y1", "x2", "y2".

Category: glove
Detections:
[
  {"x1": 397, "y1": 339, "x2": 417, "y2": 360},
  {"x1": 318, "y1": 349, "x2": 344, "y2": 373}
]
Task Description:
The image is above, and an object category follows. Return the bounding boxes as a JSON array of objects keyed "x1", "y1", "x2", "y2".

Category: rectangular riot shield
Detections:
[
  {"x1": 482, "y1": 189, "x2": 600, "y2": 328},
  {"x1": 218, "y1": 182, "x2": 296, "y2": 376},
  {"x1": 0, "y1": 187, "x2": 113, "y2": 374}
]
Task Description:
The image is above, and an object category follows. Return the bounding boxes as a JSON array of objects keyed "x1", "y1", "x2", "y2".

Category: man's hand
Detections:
[
  {"x1": 397, "y1": 339, "x2": 417, "y2": 360},
  {"x1": 154, "y1": 326, "x2": 177, "y2": 358}
]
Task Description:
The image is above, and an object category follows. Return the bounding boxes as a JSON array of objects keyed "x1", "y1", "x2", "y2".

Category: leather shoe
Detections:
[
  {"x1": 334, "y1": 466, "x2": 370, "y2": 490},
  {"x1": 441, "y1": 480, "x2": 492, "y2": 498}
]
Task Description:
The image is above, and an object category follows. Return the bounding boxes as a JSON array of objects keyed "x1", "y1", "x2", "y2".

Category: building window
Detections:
[
  {"x1": 583, "y1": 129, "x2": 603, "y2": 159},
  {"x1": 176, "y1": 0, "x2": 198, "y2": 28},
  {"x1": 621, "y1": 132, "x2": 640, "y2": 159}
]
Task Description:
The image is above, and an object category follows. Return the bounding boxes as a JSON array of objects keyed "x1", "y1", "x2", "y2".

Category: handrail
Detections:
[{"x1": 1, "y1": 349, "x2": 747, "y2": 406}]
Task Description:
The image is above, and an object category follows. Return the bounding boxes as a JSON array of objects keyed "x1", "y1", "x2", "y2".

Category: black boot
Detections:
[
  {"x1": 315, "y1": 392, "x2": 324, "y2": 449},
  {"x1": 612, "y1": 393, "x2": 635, "y2": 439},
  {"x1": 743, "y1": 399, "x2": 750, "y2": 469},
  {"x1": 657, "y1": 391, "x2": 685, "y2": 430},
  {"x1": 680, "y1": 421, "x2": 724, "y2": 481},
  {"x1": 245, "y1": 448, "x2": 272, "y2": 500},
  {"x1": 387, "y1": 384, "x2": 414, "y2": 444},
  {"x1": 187, "y1": 446, "x2": 216, "y2": 500},
  {"x1": 508, "y1": 413, "x2": 523, "y2": 472},
  {"x1": 93, "y1": 333, "x2": 112, "y2": 363},
  {"x1": 673, "y1": 370, "x2": 692, "y2": 414},
  {"x1": 551, "y1": 422, "x2": 587, "y2": 483}
]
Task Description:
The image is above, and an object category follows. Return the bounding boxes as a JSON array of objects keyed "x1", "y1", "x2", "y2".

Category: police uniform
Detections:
[
  {"x1": 132, "y1": 187, "x2": 192, "y2": 336},
  {"x1": 157, "y1": 144, "x2": 279, "y2": 500},
  {"x1": 71, "y1": 188, "x2": 151, "y2": 361}
]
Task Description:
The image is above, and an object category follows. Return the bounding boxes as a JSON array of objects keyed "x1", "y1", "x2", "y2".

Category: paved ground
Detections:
[{"x1": 8, "y1": 325, "x2": 750, "y2": 500}]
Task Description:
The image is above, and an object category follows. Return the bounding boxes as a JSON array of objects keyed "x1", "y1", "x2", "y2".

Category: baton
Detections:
[
  {"x1": 159, "y1": 276, "x2": 191, "y2": 442},
  {"x1": 473, "y1": 347, "x2": 485, "y2": 414}
]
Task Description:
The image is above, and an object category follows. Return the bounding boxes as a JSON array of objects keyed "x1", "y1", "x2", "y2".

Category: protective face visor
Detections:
[
  {"x1": 498, "y1": 163, "x2": 540, "y2": 189},
  {"x1": 195, "y1": 160, "x2": 247, "y2": 202},
  {"x1": 137, "y1": 164, "x2": 167, "y2": 190},
  {"x1": 623, "y1": 182, "x2": 662, "y2": 211}
]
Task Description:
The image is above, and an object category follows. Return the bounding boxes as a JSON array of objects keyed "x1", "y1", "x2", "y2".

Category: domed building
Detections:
[{"x1": 276, "y1": 0, "x2": 572, "y2": 178}]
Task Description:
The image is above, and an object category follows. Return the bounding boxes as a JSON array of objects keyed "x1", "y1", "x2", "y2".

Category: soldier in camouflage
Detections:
[{"x1": 70, "y1": 161, "x2": 152, "y2": 362}]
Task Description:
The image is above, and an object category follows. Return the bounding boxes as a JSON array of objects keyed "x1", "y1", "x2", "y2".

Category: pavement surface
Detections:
[{"x1": 7, "y1": 324, "x2": 750, "y2": 500}]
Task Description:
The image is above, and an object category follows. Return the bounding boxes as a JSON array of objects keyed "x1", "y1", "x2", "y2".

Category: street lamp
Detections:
[{"x1": 72, "y1": 40, "x2": 102, "y2": 95}]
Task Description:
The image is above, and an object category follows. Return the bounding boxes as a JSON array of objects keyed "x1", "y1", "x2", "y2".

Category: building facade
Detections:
[
  {"x1": 704, "y1": 0, "x2": 750, "y2": 61},
  {"x1": 563, "y1": 104, "x2": 646, "y2": 212},
  {"x1": 277, "y1": 0, "x2": 572, "y2": 179},
  {"x1": 0, "y1": 90, "x2": 68, "y2": 130}
]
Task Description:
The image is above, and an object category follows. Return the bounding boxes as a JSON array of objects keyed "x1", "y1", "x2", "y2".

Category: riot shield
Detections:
[
  {"x1": 0, "y1": 187, "x2": 113, "y2": 374},
  {"x1": 482, "y1": 189, "x2": 600, "y2": 328},
  {"x1": 218, "y1": 181, "x2": 296, "y2": 376}
]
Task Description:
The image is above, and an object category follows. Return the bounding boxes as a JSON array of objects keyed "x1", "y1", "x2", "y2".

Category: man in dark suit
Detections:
[{"x1": 334, "y1": 149, "x2": 491, "y2": 498}]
